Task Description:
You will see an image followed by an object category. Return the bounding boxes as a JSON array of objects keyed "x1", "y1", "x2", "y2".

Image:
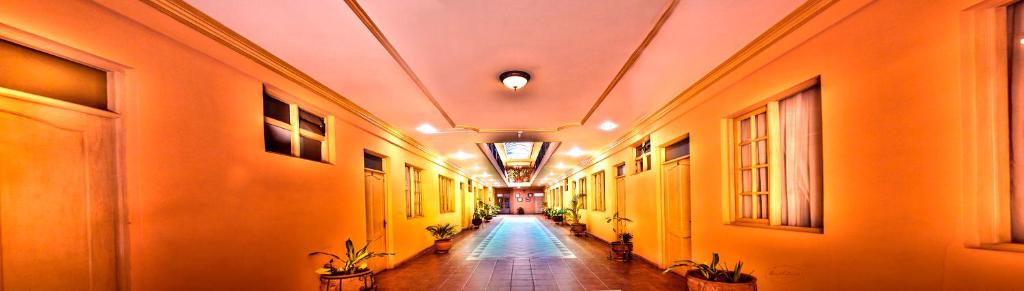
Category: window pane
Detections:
[
  {"x1": 298, "y1": 109, "x2": 325, "y2": 135},
  {"x1": 758, "y1": 168, "x2": 768, "y2": 192},
  {"x1": 263, "y1": 93, "x2": 290, "y2": 122},
  {"x1": 779, "y1": 84, "x2": 825, "y2": 228},
  {"x1": 742, "y1": 196, "x2": 752, "y2": 218},
  {"x1": 740, "y1": 144, "x2": 751, "y2": 167},
  {"x1": 364, "y1": 153, "x2": 384, "y2": 171},
  {"x1": 740, "y1": 119, "x2": 751, "y2": 141},
  {"x1": 665, "y1": 138, "x2": 690, "y2": 161},
  {"x1": 741, "y1": 170, "x2": 752, "y2": 192},
  {"x1": 264, "y1": 124, "x2": 291, "y2": 155},
  {"x1": 758, "y1": 194, "x2": 769, "y2": 219},
  {"x1": 0, "y1": 39, "x2": 107, "y2": 110},
  {"x1": 755, "y1": 113, "x2": 767, "y2": 137},
  {"x1": 616, "y1": 164, "x2": 625, "y2": 177},
  {"x1": 299, "y1": 136, "x2": 322, "y2": 161},
  {"x1": 756, "y1": 140, "x2": 768, "y2": 164}
]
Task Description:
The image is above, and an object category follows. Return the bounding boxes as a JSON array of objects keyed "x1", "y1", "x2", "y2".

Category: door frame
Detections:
[
  {"x1": 362, "y1": 150, "x2": 393, "y2": 268},
  {"x1": 0, "y1": 24, "x2": 131, "y2": 290}
]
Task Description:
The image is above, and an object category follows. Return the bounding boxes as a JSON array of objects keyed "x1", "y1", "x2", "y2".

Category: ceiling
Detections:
[{"x1": 184, "y1": 0, "x2": 805, "y2": 188}]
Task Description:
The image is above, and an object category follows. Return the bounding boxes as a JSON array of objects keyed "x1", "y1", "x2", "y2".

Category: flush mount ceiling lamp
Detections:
[{"x1": 499, "y1": 70, "x2": 531, "y2": 91}]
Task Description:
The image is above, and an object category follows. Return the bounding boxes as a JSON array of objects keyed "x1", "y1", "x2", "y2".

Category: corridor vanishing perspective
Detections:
[
  {"x1": 377, "y1": 216, "x2": 684, "y2": 291},
  {"x1": 8, "y1": 0, "x2": 1024, "y2": 290}
]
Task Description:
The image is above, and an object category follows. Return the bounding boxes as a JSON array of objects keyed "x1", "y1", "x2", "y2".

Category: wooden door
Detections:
[
  {"x1": 662, "y1": 158, "x2": 692, "y2": 272},
  {"x1": 0, "y1": 91, "x2": 120, "y2": 291},
  {"x1": 461, "y1": 183, "x2": 471, "y2": 227},
  {"x1": 364, "y1": 170, "x2": 388, "y2": 271},
  {"x1": 615, "y1": 176, "x2": 626, "y2": 216}
]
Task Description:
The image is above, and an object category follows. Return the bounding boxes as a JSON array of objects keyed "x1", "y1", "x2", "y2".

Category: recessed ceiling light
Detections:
[
  {"x1": 567, "y1": 147, "x2": 585, "y2": 157},
  {"x1": 416, "y1": 123, "x2": 438, "y2": 134},
  {"x1": 499, "y1": 71, "x2": 531, "y2": 91},
  {"x1": 556, "y1": 163, "x2": 567, "y2": 169},
  {"x1": 451, "y1": 151, "x2": 472, "y2": 160},
  {"x1": 473, "y1": 165, "x2": 481, "y2": 170},
  {"x1": 599, "y1": 121, "x2": 618, "y2": 131}
]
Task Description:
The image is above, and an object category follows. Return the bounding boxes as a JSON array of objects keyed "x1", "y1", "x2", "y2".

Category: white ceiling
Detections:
[{"x1": 185, "y1": 0, "x2": 806, "y2": 187}]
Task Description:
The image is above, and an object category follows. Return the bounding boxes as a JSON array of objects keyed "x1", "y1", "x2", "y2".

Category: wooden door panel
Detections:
[
  {"x1": 364, "y1": 171, "x2": 387, "y2": 271},
  {"x1": 0, "y1": 96, "x2": 118, "y2": 291}
]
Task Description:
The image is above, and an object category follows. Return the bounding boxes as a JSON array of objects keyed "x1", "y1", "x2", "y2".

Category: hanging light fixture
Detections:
[{"x1": 499, "y1": 71, "x2": 531, "y2": 91}]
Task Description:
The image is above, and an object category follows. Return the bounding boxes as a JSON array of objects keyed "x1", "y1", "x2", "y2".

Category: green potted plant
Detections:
[
  {"x1": 309, "y1": 238, "x2": 394, "y2": 290},
  {"x1": 426, "y1": 223, "x2": 458, "y2": 253},
  {"x1": 471, "y1": 210, "x2": 484, "y2": 228},
  {"x1": 477, "y1": 201, "x2": 494, "y2": 223},
  {"x1": 566, "y1": 193, "x2": 586, "y2": 236},
  {"x1": 605, "y1": 212, "x2": 634, "y2": 261},
  {"x1": 665, "y1": 253, "x2": 757, "y2": 291},
  {"x1": 516, "y1": 206, "x2": 525, "y2": 215},
  {"x1": 551, "y1": 208, "x2": 565, "y2": 224}
]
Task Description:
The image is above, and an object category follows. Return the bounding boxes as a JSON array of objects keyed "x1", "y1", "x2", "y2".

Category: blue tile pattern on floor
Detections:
[{"x1": 468, "y1": 216, "x2": 576, "y2": 260}]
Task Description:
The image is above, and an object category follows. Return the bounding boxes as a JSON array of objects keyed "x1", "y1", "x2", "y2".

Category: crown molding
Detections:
[
  {"x1": 140, "y1": 0, "x2": 472, "y2": 178},
  {"x1": 567, "y1": 0, "x2": 838, "y2": 177}
]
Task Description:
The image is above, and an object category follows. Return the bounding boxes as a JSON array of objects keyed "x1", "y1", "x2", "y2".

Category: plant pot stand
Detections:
[{"x1": 319, "y1": 270, "x2": 376, "y2": 291}]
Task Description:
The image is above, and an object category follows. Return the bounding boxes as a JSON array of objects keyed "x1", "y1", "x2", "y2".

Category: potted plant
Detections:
[
  {"x1": 665, "y1": 253, "x2": 757, "y2": 291},
  {"x1": 426, "y1": 223, "x2": 458, "y2": 254},
  {"x1": 471, "y1": 210, "x2": 484, "y2": 228},
  {"x1": 566, "y1": 193, "x2": 586, "y2": 236},
  {"x1": 551, "y1": 208, "x2": 565, "y2": 224},
  {"x1": 516, "y1": 206, "x2": 525, "y2": 215},
  {"x1": 605, "y1": 212, "x2": 634, "y2": 261},
  {"x1": 309, "y1": 238, "x2": 394, "y2": 290}
]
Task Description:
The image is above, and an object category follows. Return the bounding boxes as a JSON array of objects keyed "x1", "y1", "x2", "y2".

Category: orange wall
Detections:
[
  {"x1": 1, "y1": 1, "x2": 481, "y2": 290},
  {"x1": 553, "y1": 0, "x2": 1024, "y2": 290}
]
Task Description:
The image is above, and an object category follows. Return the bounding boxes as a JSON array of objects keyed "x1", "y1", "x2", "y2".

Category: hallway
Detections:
[{"x1": 376, "y1": 215, "x2": 684, "y2": 291}]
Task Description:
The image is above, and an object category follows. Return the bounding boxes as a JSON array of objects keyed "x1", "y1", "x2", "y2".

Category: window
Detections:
[
  {"x1": 405, "y1": 165, "x2": 423, "y2": 218},
  {"x1": 735, "y1": 108, "x2": 770, "y2": 222},
  {"x1": 616, "y1": 163, "x2": 626, "y2": 177},
  {"x1": 577, "y1": 177, "x2": 588, "y2": 209},
  {"x1": 634, "y1": 138, "x2": 652, "y2": 174},
  {"x1": 592, "y1": 171, "x2": 606, "y2": 211},
  {"x1": 439, "y1": 175, "x2": 455, "y2": 214},
  {"x1": 363, "y1": 152, "x2": 383, "y2": 171},
  {"x1": 0, "y1": 39, "x2": 108, "y2": 110},
  {"x1": 730, "y1": 82, "x2": 823, "y2": 229},
  {"x1": 263, "y1": 86, "x2": 330, "y2": 162},
  {"x1": 665, "y1": 138, "x2": 690, "y2": 161}
]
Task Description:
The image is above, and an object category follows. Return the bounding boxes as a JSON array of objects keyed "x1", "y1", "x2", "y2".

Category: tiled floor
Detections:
[{"x1": 376, "y1": 215, "x2": 685, "y2": 290}]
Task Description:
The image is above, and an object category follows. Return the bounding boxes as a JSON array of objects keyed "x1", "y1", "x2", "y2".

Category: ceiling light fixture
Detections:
[
  {"x1": 499, "y1": 70, "x2": 531, "y2": 91},
  {"x1": 567, "y1": 147, "x2": 585, "y2": 157},
  {"x1": 599, "y1": 121, "x2": 618, "y2": 131},
  {"x1": 451, "y1": 151, "x2": 472, "y2": 160},
  {"x1": 416, "y1": 123, "x2": 438, "y2": 134}
]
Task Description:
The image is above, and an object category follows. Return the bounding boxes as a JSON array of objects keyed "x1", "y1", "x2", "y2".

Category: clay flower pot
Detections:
[
  {"x1": 552, "y1": 215, "x2": 564, "y2": 224},
  {"x1": 685, "y1": 270, "x2": 758, "y2": 291},
  {"x1": 434, "y1": 239, "x2": 453, "y2": 254},
  {"x1": 570, "y1": 223, "x2": 587, "y2": 236},
  {"x1": 609, "y1": 241, "x2": 633, "y2": 261},
  {"x1": 472, "y1": 218, "x2": 483, "y2": 227}
]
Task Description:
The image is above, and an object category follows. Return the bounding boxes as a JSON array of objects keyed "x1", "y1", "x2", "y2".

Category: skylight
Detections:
[{"x1": 503, "y1": 142, "x2": 533, "y2": 160}]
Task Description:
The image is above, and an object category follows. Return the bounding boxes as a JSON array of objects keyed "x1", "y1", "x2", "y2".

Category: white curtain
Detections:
[
  {"x1": 779, "y1": 86, "x2": 824, "y2": 228},
  {"x1": 1011, "y1": 3, "x2": 1024, "y2": 243}
]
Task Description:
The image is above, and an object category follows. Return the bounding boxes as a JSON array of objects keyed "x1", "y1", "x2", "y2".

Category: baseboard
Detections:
[{"x1": 584, "y1": 231, "x2": 663, "y2": 271}]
